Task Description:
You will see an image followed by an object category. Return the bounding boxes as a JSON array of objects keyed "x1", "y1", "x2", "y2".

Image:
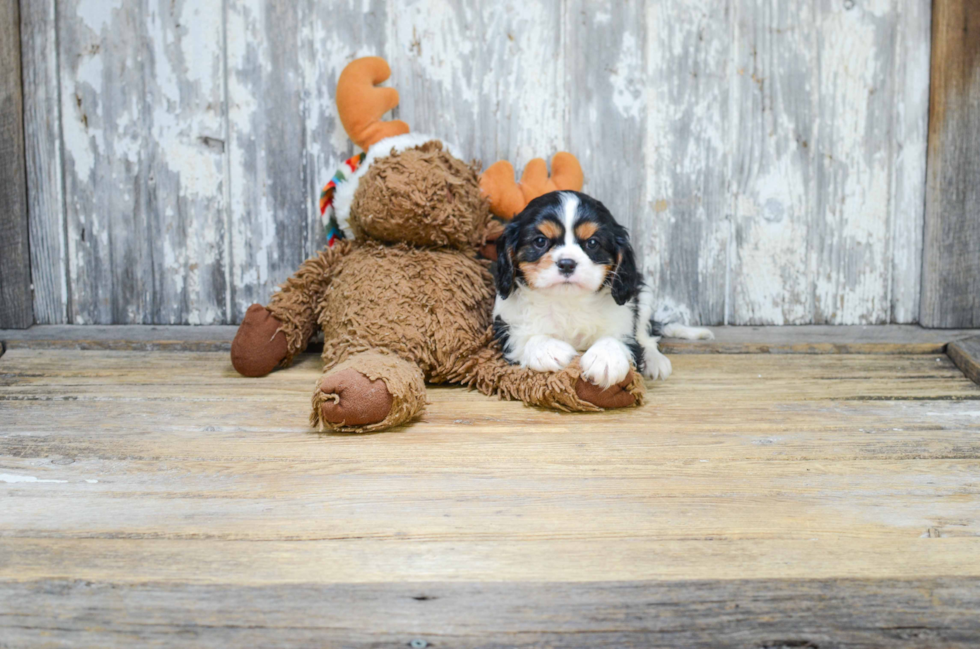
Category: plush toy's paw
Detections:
[
  {"x1": 231, "y1": 304, "x2": 289, "y2": 377},
  {"x1": 575, "y1": 370, "x2": 640, "y2": 409},
  {"x1": 317, "y1": 369, "x2": 394, "y2": 427}
]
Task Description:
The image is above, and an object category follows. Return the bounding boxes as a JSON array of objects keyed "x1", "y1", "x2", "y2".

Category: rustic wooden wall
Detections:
[
  {"x1": 1, "y1": 0, "x2": 33, "y2": 329},
  {"x1": 921, "y1": 0, "x2": 980, "y2": 329},
  {"x1": 21, "y1": 0, "x2": 932, "y2": 325}
]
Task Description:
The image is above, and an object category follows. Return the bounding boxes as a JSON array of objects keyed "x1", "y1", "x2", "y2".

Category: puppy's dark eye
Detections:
[
  {"x1": 533, "y1": 236, "x2": 549, "y2": 249},
  {"x1": 585, "y1": 237, "x2": 599, "y2": 250}
]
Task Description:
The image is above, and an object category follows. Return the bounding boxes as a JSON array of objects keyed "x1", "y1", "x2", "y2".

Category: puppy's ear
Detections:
[
  {"x1": 611, "y1": 232, "x2": 640, "y2": 305},
  {"x1": 493, "y1": 220, "x2": 520, "y2": 299}
]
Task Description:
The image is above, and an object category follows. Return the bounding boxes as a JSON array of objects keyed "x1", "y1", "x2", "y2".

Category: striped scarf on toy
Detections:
[{"x1": 319, "y1": 152, "x2": 366, "y2": 246}]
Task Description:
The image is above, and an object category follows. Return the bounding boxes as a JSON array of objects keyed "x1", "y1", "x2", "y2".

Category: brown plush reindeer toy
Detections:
[{"x1": 230, "y1": 57, "x2": 644, "y2": 432}]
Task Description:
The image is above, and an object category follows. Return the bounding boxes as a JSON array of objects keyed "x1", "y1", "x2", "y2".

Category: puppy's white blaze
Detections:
[
  {"x1": 581, "y1": 337, "x2": 633, "y2": 388},
  {"x1": 560, "y1": 192, "x2": 579, "y2": 245},
  {"x1": 532, "y1": 192, "x2": 605, "y2": 292}
]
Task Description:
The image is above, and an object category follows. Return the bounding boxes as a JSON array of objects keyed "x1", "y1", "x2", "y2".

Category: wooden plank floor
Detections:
[{"x1": 2, "y1": 349, "x2": 980, "y2": 646}]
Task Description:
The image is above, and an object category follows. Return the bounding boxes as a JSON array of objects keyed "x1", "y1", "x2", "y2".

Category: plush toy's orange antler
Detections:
[
  {"x1": 479, "y1": 152, "x2": 584, "y2": 219},
  {"x1": 336, "y1": 57, "x2": 410, "y2": 151}
]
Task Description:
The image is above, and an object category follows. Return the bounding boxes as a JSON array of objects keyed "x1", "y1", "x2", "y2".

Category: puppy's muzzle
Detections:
[{"x1": 557, "y1": 259, "x2": 577, "y2": 276}]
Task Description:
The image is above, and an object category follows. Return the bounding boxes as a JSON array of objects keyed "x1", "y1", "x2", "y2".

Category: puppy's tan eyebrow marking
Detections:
[
  {"x1": 537, "y1": 220, "x2": 563, "y2": 240},
  {"x1": 575, "y1": 222, "x2": 598, "y2": 240}
]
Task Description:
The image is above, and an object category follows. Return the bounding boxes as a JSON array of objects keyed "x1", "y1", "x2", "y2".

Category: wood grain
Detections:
[
  {"x1": 948, "y1": 336, "x2": 980, "y2": 386},
  {"x1": 302, "y1": 0, "x2": 387, "y2": 259},
  {"x1": 729, "y1": 0, "x2": 932, "y2": 326},
  {"x1": 889, "y1": 0, "x2": 932, "y2": 324},
  {"x1": 3, "y1": 324, "x2": 979, "y2": 355},
  {"x1": 57, "y1": 0, "x2": 228, "y2": 325},
  {"x1": 20, "y1": 0, "x2": 69, "y2": 324},
  {"x1": 1, "y1": 349, "x2": 980, "y2": 644},
  {"x1": 21, "y1": 1, "x2": 936, "y2": 326},
  {"x1": 921, "y1": 0, "x2": 980, "y2": 328},
  {"x1": 1, "y1": 578, "x2": 979, "y2": 648},
  {"x1": 385, "y1": 0, "x2": 567, "y2": 178},
  {"x1": 729, "y1": 0, "x2": 816, "y2": 325},
  {"x1": 226, "y1": 0, "x2": 311, "y2": 322},
  {"x1": 565, "y1": 0, "x2": 644, "y2": 242},
  {"x1": 642, "y1": 0, "x2": 731, "y2": 325},
  {"x1": 0, "y1": 0, "x2": 33, "y2": 329},
  {"x1": 811, "y1": 1, "x2": 908, "y2": 325}
]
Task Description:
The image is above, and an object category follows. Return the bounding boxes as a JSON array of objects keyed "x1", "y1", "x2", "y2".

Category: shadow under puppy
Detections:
[{"x1": 493, "y1": 191, "x2": 713, "y2": 388}]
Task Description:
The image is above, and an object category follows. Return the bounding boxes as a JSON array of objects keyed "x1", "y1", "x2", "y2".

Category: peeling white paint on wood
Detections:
[
  {"x1": 23, "y1": 0, "x2": 931, "y2": 325},
  {"x1": 0, "y1": 474, "x2": 68, "y2": 484},
  {"x1": 643, "y1": 0, "x2": 731, "y2": 325},
  {"x1": 21, "y1": 0, "x2": 69, "y2": 324}
]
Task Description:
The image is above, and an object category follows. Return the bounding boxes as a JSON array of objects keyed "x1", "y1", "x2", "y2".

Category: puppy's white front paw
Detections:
[
  {"x1": 523, "y1": 337, "x2": 578, "y2": 372},
  {"x1": 581, "y1": 338, "x2": 632, "y2": 388},
  {"x1": 643, "y1": 348, "x2": 673, "y2": 381}
]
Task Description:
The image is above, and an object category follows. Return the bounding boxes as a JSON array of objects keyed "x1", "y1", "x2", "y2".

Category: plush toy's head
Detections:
[
  {"x1": 348, "y1": 137, "x2": 488, "y2": 249},
  {"x1": 329, "y1": 58, "x2": 490, "y2": 251},
  {"x1": 327, "y1": 57, "x2": 585, "y2": 254}
]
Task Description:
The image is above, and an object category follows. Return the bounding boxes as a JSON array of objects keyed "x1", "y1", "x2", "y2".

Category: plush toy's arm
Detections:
[
  {"x1": 267, "y1": 240, "x2": 354, "y2": 364},
  {"x1": 231, "y1": 241, "x2": 355, "y2": 377},
  {"x1": 455, "y1": 338, "x2": 644, "y2": 412}
]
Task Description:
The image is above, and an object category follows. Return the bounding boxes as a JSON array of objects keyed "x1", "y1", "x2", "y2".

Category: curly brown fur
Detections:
[
  {"x1": 315, "y1": 242, "x2": 494, "y2": 378},
  {"x1": 267, "y1": 240, "x2": 354, "y2": 364},
  {"x1": 350, "y1": 142, "x2": 491, "y2": 250}
]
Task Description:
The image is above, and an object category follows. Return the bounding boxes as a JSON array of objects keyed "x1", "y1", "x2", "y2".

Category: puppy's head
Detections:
[{"x1": 494, "y1": 191, "x2": 639, "y2": 304}]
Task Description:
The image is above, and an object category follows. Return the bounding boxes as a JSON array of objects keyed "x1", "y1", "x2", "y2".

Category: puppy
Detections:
[{"x1": 492, "y1": 191, "x2": 713, "y2": 388}]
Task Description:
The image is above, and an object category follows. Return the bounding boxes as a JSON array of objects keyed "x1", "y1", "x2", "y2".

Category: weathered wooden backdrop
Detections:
[{"x1": 20, "y1": 0, "x2": 933, "y2": 326}]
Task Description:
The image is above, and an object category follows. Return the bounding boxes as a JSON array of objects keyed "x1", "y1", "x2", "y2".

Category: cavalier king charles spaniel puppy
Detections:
[{"x1": 492, "y1": 191, "x2": 713, "y2": 388}]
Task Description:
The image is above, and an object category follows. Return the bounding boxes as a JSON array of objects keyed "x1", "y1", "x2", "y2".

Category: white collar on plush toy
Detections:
[{"x1": 330, "y1": 133, "x2": 463, "y2": 238}]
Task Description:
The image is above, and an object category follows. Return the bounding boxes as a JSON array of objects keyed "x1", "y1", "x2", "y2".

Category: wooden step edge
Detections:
[
  {"x1": 1, "y1": 325, "x2": 978, "y2": 356},
  {"x1": 948, "y1": 336, "x2": 980, "y2": 386}
]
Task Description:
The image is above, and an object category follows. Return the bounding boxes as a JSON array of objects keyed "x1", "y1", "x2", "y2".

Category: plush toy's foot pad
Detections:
[
  {"x1": 231, "y1": 304, "x2": 289, "y2": 377},
  {"x1": 317, "y1": 368, "x2": 394, "y2": 427},
  {"x1": 575, "y1": 370, "x2": 641, "y2": 409},
  {"x1": 312, "y1": 352, "x2": 427, "y2": 433}
]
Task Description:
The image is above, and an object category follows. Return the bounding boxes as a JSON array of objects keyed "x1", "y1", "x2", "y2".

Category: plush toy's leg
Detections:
[
  {"x1": 230, "y1": 242, "x2": 353, "y2": 377},
  {"x1": 231, "y1": 304, "x2": 290, "y2": 377},
  {"x1": 459, "y1": 345, "x2": 645, "y2": 412},
  {"x1": 311, "y1": 352, "x2": 427, "y2": 433}
]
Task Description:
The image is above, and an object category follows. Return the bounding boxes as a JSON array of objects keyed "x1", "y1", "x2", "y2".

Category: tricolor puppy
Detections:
[{"x1": 492, "y1": 191, "x2": 713, "y2": 388}]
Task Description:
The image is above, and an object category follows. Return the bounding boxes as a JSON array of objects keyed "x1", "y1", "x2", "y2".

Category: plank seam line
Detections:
[
  {"x1": 51, "y1": 0, "x2": 72, "y2": 324},
  {"x1": 724, "y1": 0, "x2": 737, "y2": 326},
  {"x1": 221, "y1": 0, "x2": 233, "y2": 325}
]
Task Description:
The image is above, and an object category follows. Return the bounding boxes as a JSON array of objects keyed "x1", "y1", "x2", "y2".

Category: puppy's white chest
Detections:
[
  {"x1": 494, "y1": 289, "x2": 631, "y2": 354},
  {"x1": 534, "y1": 304, "x2": 592, "y2": 348}
]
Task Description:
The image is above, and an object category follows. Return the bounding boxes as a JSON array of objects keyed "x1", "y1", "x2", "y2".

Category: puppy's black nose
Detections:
[{"x1": 557, "y1": 258, "x2": 577, "y2": 276}]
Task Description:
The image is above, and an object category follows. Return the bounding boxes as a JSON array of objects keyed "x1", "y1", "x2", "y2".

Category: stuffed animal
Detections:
[{"x1": 230, "y1": 57, "x2": 644, "y2": 432}]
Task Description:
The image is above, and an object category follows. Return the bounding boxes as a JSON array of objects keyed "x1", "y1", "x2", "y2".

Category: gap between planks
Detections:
[{"x1": 1, "y1": 324, "x2": 979, "y2": 355}]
